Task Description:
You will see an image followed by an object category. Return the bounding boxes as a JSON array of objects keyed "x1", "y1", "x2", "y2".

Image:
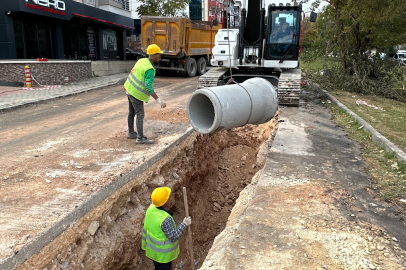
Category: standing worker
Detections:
[
  {"x1": 142, "y1": 187, "x2": 192, "y2": 270},
  {"x1": 123, "y1": 44, "x2": 167, "y2": 144}
]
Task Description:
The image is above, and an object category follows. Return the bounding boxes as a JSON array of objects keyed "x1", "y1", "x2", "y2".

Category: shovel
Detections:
[{"x1": 183, "y1": 187, "x2": 195, "y2": 270}]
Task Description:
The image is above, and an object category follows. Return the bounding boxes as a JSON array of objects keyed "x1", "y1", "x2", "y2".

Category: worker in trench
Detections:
[
  {"x1": 142, "y1": 187, "x2": 192, "y2": 270},
  {"x1": 123, "y1": 44, "x2": 167, "y2": 144}
]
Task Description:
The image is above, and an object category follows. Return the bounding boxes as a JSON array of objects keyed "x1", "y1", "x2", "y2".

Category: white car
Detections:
[{"x1": 393, "y1": 50, "x2": 406, "y2": 66}]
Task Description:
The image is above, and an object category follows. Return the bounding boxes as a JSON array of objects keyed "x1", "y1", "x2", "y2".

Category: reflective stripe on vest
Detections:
[
  {"x1": 141, "y1": 205, "x2": 180, "y2": 263},
  {"x1": 127, "y1": 72, "x2": 150, "y2": 96},
  {"x1": 142, "y1": 231, "x2": 179, "y2": 253},
  {"x1": 124, "y1": 58, "x2": 155, "y2": 102}
]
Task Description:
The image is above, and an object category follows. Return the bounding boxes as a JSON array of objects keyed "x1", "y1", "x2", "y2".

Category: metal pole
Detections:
[{"x1": 182, "y1": 187, "x2": 195, "y2": 270}]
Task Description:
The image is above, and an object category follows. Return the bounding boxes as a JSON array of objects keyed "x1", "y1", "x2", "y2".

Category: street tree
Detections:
[
  {"x1": 136, "y1": 0, "x2": 189, "y2": 17},
  {"x1": 308, "y1": 0, "x2": 406, "y2": 101},
  {"x1": 312, "y1": 0, "x2": 406, "y2": 70}
]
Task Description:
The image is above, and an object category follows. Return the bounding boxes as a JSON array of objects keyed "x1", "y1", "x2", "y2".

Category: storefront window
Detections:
[
  {"x1": 24, "y1": 22, "x2": 40, "y2": 59},
  {"x1": 13, "y1": 20, "x2": 25, "y2": 59},
  {"x1": 62, "y1": 23, "x2": 88, "y2": 60},
  {"x1": 38, "y1": 22, "x2": 49, "y2": 59},
  {"x1": 13, "y1": 18, "x2": 52, "y2": 59}
]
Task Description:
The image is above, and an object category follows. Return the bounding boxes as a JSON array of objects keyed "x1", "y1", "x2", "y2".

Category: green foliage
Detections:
[
  {"x1": 302, "y1": 18, "x2": 319, "y2": 50},
  {"x1": 136, "y1": 0, "x2": 189, "y2": 17},
  {"x1": 301, "y1": 0, "x2": 406, "y2": 102},
  {"x1": 300, "y1": 49, "x2": 321, "y2": 64},
  {"x1": 306, "y1": 56, "x2": 406, "y2": 102},
  {"x1": 315, "y1": 0, "x2": 406, "y2": 57}
]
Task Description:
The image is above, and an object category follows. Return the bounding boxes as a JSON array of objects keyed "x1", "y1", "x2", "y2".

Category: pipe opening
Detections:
[{"x1": 188, "y1": 93, "x2": 216, "y2": 132}]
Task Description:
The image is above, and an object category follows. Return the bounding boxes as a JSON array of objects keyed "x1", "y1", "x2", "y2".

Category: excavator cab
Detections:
[
  {"x1": 201, "y1": 2, "x2": 317, "y2": 105},
  {"x1": 264, "y1": 4, "x2": 302, "y2": 63}
]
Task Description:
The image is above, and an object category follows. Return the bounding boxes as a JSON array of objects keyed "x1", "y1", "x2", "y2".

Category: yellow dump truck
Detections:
[{"x1": 141, "y1": 16, "x2": 222, "y2": 77}]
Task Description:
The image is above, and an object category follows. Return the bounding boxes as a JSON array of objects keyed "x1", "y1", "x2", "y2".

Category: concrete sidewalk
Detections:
[
  {"x1": 0, "y1": 73, "x2": 128, "y2": 111},
  {"x1": 200, "y1": 88, "x2": 406, "y2": 270}
]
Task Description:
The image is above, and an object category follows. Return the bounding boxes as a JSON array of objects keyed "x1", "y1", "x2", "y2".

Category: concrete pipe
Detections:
[{"x1": 187, "y1": 77, "x2": 278, "y2": 134}]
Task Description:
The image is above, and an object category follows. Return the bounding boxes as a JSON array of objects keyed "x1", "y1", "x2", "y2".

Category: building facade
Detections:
[
  {"x1": 0, "y1": 0, "x2": 134, "y2": 60},
  {"x1": 202, "y1": 0, "x2": 239, "y2": 26}
]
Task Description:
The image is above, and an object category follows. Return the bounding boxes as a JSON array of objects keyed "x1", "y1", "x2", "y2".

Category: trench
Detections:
[{"x1": 20, "y1": 117, "x2": 278, "y2": 270}]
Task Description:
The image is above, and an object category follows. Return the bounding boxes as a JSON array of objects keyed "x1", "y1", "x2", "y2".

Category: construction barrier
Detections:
[{"x1": 25, "y1": 65, "x2": 32, "y2": 88}]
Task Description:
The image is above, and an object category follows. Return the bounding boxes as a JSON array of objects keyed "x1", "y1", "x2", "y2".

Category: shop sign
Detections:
[
  {"x1": 103, "y1": 31, "x2": 117, "y2": 51},
  {"x1": 25, "y1": 0, "x2": 66, "y2": 16},
  {"x1": 87, "y1": 27, "x2": 97, "y2": 59},
  {"x1": 102, "y1": 29, "x2": 120, "y2": 59}
]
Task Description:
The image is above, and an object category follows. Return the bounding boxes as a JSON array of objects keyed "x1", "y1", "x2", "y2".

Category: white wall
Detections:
[
  {"x1": 91, "y1": 60, "x2": 136, "y2": 76},
  {"x1": 99, "y1": 5, "x2": 131, "y2": 17}
]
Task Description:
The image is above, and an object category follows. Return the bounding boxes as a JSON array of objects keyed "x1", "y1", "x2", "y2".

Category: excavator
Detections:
[{"x1": 197, "y1": 0, "x2": 317, "y2": 105}]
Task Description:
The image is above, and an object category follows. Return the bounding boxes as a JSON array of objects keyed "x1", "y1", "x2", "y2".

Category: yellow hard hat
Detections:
[
  {"x1": 151, "y1": 187, "x2": 171, "y2": 207},
  {"x1": 147, "y1": 44, "x2": 163, "y2": 55}
]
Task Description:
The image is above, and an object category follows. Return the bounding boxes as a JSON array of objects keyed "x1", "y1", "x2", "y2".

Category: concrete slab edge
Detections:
[
  {"x1": 311, "y1": 82, "x2": 406, "y2": 164},
  {"x1": 0, "y1": 78, "x2": 126, "y2": 111},
  {"x1": 0, "y1": 127, "x2": 195, "y2": 270}
]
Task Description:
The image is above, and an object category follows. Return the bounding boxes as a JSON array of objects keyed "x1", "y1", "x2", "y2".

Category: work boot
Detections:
[
  {"x1": 136, "y1": 136, "x2": 154, "y2": 144},
  {"x1": 127, "y1": 132, "x2": 137, "y2": 139}
]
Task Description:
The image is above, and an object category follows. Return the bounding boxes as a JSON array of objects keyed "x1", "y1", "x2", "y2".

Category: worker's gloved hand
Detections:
[
  {"x1": 156, "y1": 98, "x2": 166, "y2": 108},
  {"x1": 183, "y1": 216, "x2": 192, "y2": 226}
]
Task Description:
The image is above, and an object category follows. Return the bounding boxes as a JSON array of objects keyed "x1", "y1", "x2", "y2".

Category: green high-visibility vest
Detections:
[
  {"x1": 124, "y1": 58, "x2": 155, "y2": 102},
  {"x1": 141, "y1": 204, "x2": 180, "y2": 263}
]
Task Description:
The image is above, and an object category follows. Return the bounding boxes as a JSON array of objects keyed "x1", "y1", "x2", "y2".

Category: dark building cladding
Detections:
[{"x1": 0, "y1": 0, "x2": 134, "y2": 60}]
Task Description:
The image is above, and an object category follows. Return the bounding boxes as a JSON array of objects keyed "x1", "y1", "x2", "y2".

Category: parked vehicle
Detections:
[
  {"x1": 141, "y1": 16, "x2": 223, "y2": 77},
  {"x1": 125, "y1": 48, "x2": 145, "y2": 61},
  {"x1": 393, "y1": 50, "x2": 406, "y2": 66}
]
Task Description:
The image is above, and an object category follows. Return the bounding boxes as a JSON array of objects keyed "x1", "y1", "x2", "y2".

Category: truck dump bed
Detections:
[{"x1": 141, "y1": 16, "x2": 222, "y2": 57}]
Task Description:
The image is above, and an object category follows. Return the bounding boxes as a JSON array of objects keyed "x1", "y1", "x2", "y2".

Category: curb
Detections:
[
  {"x1": 0, "y1": 127, "x2": 195, "y2": 270},
  {"x1": 311, "y1": 82, "x2": 406, "y2": 164}
]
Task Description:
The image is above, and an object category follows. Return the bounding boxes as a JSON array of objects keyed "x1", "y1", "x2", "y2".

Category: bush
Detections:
[{"x1": 303, "y1": 52, "x2": 406, "y2": 103}]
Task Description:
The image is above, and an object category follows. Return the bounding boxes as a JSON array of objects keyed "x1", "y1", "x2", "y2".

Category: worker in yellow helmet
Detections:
[
  {"x1": 123, "y1": 44, "x2": 167, "y2": 144},
  {"x1": 142, "y1": 187, "x2": 192, "y2": 270}
]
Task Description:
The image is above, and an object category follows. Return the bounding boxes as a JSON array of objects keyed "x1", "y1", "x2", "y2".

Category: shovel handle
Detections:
[{"x1": 183, "y1": 187, "x2": 195, "y2": 270}]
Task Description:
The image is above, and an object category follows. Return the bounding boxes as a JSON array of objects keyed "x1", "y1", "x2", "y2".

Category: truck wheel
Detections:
[
  {"x1": 184, "y1": 58, "x2": 197, "y2": 77},
  {"x1": 197, "y1": 57, "x2": 207, "y2": 75}
]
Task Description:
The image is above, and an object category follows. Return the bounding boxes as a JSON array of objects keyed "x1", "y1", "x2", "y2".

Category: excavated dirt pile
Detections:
[{"x1": 19, "y1": 116, "x2": 279, "y2": 270}]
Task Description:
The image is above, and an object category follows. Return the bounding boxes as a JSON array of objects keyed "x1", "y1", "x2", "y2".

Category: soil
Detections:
[
  {"x1": 1, "y1": 74, "x2": 279, "y2": 270},
  {"x1": 14, "y1": 118, "x2": 278, "y2": 270},
  {"x1": 2, "y1": 74, "x2": 406, "y2": 270},
  {"x1": 140, "y1": 122, "x2": 279, "y2": 270},
  {"x1": 0, "y1": 76, "x2": 194, "y2": 263},
  {"x1": 198, "y1": 87, "x2": 406, "y2": 270}
]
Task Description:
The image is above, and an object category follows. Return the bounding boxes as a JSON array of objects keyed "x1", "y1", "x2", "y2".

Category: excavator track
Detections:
[
  {"x1": 197, "y1": 67, "x2": 302, "y2": 106},
  {"x1": 197, "y1": 67, "x2": 229, "y2": 89},
  {"x1": 277, "y1": 69, "x2": 301, "y2": 106}
]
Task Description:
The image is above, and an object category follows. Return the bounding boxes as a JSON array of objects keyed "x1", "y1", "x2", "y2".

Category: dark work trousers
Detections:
[
  {"x1": 127, "y1": 94, "x2": 145, "y2": 139},
  {"x1": 153, "y1": 260, "x2": 172, "y2": 270}
]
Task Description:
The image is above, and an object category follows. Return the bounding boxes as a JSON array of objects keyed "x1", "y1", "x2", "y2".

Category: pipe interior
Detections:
[{"x1": 188, "y1": 93, "x2": 215, "y2": 132}]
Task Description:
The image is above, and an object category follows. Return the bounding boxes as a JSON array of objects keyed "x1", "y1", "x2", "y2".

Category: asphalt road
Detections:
[{"x1": 0, "y1": 75, "x2": 198, "y2": 261}]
